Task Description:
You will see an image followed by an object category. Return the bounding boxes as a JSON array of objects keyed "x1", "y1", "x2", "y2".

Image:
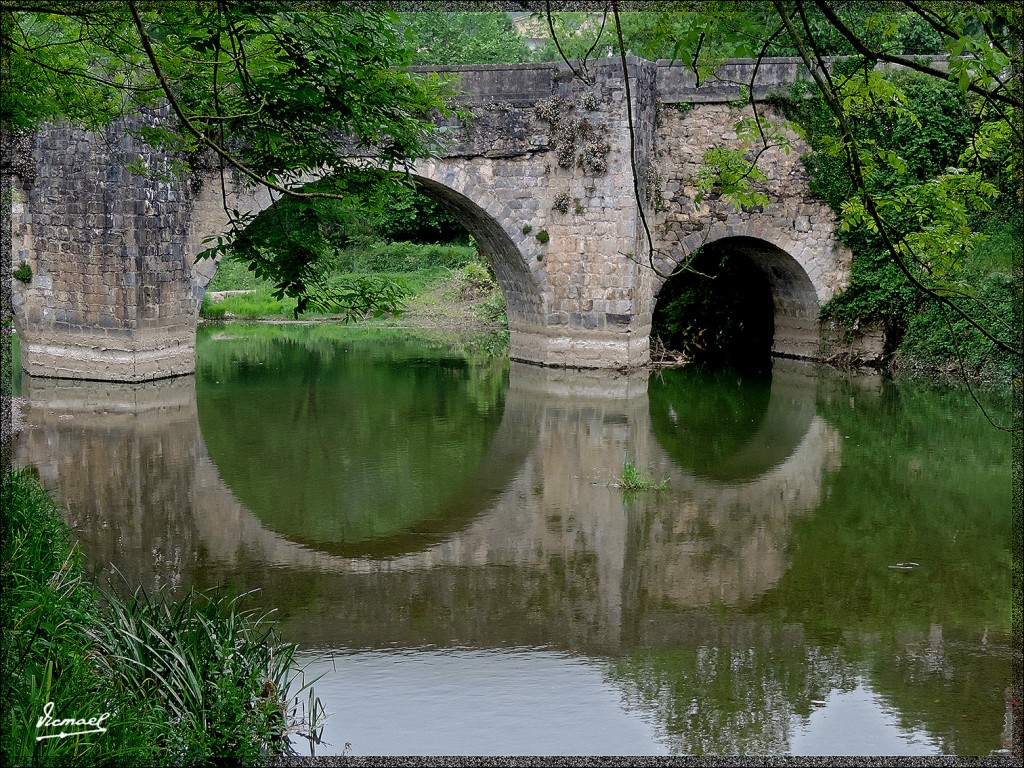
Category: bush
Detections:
[
  {"x1": 200, "y1": 296, "x2": 227, "y2": 320},
  {"x1": 775, "y1": 72, "x2": 1019, "y2": 379}
]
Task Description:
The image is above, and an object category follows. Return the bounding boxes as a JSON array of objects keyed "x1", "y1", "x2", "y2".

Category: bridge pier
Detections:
[{"x1": 7, "y1": 117, "x2": 218, "y2": 381}]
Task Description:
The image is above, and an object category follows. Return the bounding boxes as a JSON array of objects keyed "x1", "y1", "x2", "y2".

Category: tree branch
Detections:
[
  {"x1": 773, "y1": 0, "x2": 1020, "y2": 358},
  {"x1": 125, "y1": 0, "x2": 345, "y2": 201},
  {"x1": 813, "y1": 0, "x2": 1019, "y2": 109}
]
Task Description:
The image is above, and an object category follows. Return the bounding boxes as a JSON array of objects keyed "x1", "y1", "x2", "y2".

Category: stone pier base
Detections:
[
  {"x1": 510, "y1": 327, "x2": 651, "y2": 370},
  {"x1": 18, "y1": 328, "x2": 196, "y2": 382}
]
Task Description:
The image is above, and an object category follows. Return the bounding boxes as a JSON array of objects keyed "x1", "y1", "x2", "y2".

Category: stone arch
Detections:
[
  {"x1": 651, "y1": 230, "x2": 828, "y2": 360},
  {"x1": 184, "y1": 162, "x2": 549, "y2": 360},
  {"x1": 397, "y1": 165, "x2": 548, "y2": 344}
]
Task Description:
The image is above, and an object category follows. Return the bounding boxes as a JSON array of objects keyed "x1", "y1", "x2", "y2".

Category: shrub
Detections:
[{"x1": 199, "y1": 296, "x2": 227, "y2": 320}]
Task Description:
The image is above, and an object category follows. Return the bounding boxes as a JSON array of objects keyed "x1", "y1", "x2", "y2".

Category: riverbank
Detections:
[
  {"x1": 0, "y1": 470, "x2": 321, "y2": 765},
  {"x1": 201, "y1": 263, "x2": 509, "y2": 351}
]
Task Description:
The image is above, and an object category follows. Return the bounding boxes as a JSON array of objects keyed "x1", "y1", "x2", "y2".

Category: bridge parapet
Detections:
[{"x1": 655, "y1": 53, "x2": 954, "y2": 104}]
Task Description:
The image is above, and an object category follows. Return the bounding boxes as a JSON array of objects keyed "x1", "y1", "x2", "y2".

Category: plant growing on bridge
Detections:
[{"x1": 12, "y1": 262, "x2": 31, "y2": 283}]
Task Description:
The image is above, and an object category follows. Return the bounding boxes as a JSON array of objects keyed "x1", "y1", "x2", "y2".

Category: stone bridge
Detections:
[{"x1": 8, "y1": 56, "x2": 857, "y2": 381}]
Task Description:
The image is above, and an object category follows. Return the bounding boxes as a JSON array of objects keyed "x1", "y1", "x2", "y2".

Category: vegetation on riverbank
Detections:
[
  {"x1": 772, "y1": 69, "x2": 1020, "y2": 385},
  {"x1": 650, "y1": 67, "x2": 1020, "y2": 385},
  {"x1": 202, "y1": 240, "x2": 509, "y2": 351},
  {"x1": 1, "y1": 470, "x2": 321, "y2": 766}
]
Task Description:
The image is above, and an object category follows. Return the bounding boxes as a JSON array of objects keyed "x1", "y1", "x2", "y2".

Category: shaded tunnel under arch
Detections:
[{"x1": 653, "y1": 236, "x2": 822, "y2": 366}]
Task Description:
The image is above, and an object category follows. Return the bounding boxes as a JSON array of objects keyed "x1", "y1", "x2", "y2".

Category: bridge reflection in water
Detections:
[
  {"x1": 12, "y1": 349, "x2": 1012, "y2": 755},
  {"x1": 13, "y1": 356, "x2": 837, "y2": 655}
]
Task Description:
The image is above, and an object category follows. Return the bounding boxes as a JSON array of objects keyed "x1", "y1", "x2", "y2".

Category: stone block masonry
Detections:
[
  {"x1": 10, "y1": 111, "x2": 213, "y2": 381},
  {"x1": 8, "y1": 56, "x2": 860, "y2": 381}
]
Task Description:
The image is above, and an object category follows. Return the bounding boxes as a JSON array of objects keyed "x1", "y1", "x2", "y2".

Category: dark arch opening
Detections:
[
  {"x1": 653, "y1": 239, "x2": 775, "y2": 374},
  {"x1": 652, "y1": 236, "x2": 822, "y2": 374}
]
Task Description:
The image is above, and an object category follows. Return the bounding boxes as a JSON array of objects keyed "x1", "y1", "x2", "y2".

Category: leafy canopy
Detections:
[{"x1": 1, "y1": 0, "x2": 458, "y2": 316}]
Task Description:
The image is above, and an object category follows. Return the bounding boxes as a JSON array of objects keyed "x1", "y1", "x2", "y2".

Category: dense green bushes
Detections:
[
  {"x1": 773, "y1": 70, "x2": 1019, "y2": 382},
  {"x1": 1, "y1": 470, "x2": 320, "y2": 766}
]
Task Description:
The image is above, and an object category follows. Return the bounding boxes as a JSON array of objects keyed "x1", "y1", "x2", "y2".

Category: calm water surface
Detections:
[{"x1": 12, "y1": 324, "x2": 1015, "y2": 756}]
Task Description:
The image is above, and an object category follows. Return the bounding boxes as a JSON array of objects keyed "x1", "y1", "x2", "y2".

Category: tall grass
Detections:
[{"x1": 1, "y1": 470, "x2": 322, "y2": 766}]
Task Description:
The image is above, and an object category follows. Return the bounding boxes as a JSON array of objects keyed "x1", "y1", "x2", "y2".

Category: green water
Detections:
[
  {"x1": 197, "y1": 325, "x2": 511, "y2": 555},
  {"x1": 11, "y1": 324, "x2": 1016, "y2": 756}
]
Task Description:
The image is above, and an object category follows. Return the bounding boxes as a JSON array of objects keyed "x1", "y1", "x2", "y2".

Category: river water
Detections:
[{"x1": 10, "y1": 324, "x2": 1015, "y2": 756}]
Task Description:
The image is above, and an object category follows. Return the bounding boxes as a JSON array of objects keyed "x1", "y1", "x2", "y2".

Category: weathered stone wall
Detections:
[
  {"x1": 408, "y1": 58, "x2": 658, "y2": 369},
  {"x1": 646, "y1": 100, "x2": 853, "y2": 359},
  {"x1": 10, "y1": 113, "x2": 216, "y2": 381}
]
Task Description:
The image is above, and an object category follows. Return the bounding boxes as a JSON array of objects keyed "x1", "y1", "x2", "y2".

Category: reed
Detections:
[
  {"x1": 2, "y1": 470, "x2": 322, "y2": 766},
  {"x1": 615, "y1": 461, "x2": 669, "y2": 492}
]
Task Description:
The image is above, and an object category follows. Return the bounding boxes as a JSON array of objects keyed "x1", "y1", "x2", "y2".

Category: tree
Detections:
[
  {"x1": 3, "y1": 2, "x2": 1020, "y2": 370},
  {"x1": 399, "y1": 11, "x2": 533, "y2": 65},
  {"x1": 1, "y1": 0, "x2": 457, "y2": 315}
]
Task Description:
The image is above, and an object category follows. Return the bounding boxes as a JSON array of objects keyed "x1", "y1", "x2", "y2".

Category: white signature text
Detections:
[{"x1": 35, "y1": 701, "x2": 112, "y2": 741}]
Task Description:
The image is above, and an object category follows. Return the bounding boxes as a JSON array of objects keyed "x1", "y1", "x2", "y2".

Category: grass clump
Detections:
[
  {"x1": 199, "y1": 295, "x2": 227, "y2": 320},
  {"x1": 614, "y1": 460, "x2": 668, "y2": 492},
  {"x1": 1, "y1": 470, "x2": 322, "y2": 766}
]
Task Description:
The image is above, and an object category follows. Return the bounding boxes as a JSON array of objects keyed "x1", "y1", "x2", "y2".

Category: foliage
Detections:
[
  {"x1": 400, "y1": 12, "x2": 533, "y2": 65},
  {"x1": 332, "y1": 241, "x2": 476, "y2": 274},
  {"x1": 199, "y1": 295, "x2": 227, "y2": 321},
  {"x1": 1, "y1": 470, "x2": 320, "y2": 766},
  {"x1": 92, "y1": 583, "x2": 314, "y2": 765},
  {"x1": 2, "y1": 1, "x2": 457, "y2": 316},
  {"x1": 12, "y1": 262, "x2": 32, "y2": 283},
  {"x1": 531, "y1": 5, "x2": 944, "y2": 67},
  {"x1": 250, "y1": 175, "x2": 464, "y2": 253},
  {"x1": 203, "y1": 240, "x2": 480, "y2": 322},
  {"x1": 896, "y1": 269, "x2": 1018, "y2": 382},
  {"x1": 772, "y1": 69, "x2": 1018, "y2": 379}
]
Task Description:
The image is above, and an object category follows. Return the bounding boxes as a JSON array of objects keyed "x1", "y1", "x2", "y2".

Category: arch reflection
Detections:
[
  {"x1": 195, "y1": 326, "x2": 523, "y2": 556},
  {"x1": 649, "y1": 360, "x2": 817, "y2": 482},
  {"x1": 12, "y1": 351, "x2": 840, "y2": 633},
  {"x1": 11, "y1": 349, "x2": 1011, "y2": 756}
]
